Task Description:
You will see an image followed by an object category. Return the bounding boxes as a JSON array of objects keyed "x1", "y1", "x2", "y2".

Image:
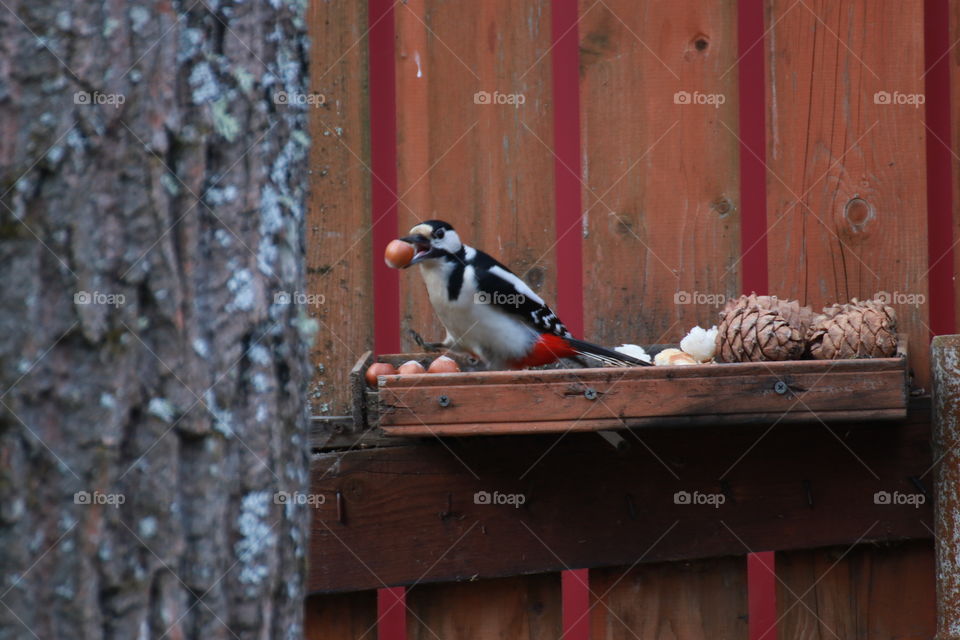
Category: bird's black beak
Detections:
[{"x1": 399, "y1": 234, "x2": 440, "y2": 267}]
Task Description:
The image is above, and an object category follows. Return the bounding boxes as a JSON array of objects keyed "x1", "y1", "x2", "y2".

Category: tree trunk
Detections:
[{"x1": 0, "y1": 1, "x2": 311, "y2": 638}]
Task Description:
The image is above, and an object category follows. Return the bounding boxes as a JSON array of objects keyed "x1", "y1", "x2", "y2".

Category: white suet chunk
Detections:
[
  {"x1": 654, "y1": 348, "x2": 697, "y2": 366},
  {"x1": 614, "y1": 344, "x2": 652, "y2": 364},
  {"x1": 679, "y1": 325, "x2": 718, "y2": 363}
]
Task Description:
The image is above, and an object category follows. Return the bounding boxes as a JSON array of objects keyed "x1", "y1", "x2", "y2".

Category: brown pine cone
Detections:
[
  {"x1": 716, "y1": 294, "x2": 806, "y2": 362},
  {"x1": 806, "y1": 298, "x2": 898, "y2": 359}
]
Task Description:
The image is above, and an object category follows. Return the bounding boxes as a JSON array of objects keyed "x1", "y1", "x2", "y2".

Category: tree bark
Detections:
[{"x1": 0, "y1": 1, "x2": 311, "y2": 638}]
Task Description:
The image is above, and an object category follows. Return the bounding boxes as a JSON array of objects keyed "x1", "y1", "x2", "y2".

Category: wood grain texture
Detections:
[
  {"x1": 377, "y1": 368, "x2": 906, "y2": 428},
  {"x1": 775, "y1": 541, "x2": 936, "y2": 640},
  {"x1": 406, "y1": 574, "x2": 562, "y2": 640},
  {"x1": 304, "y1": 591, "x2": 378, "y2": 640},
  {"x1": 765, "y1": 0, "x2": 930, "y2": 389},
  {"x1": 395, "y1": 0, "x2": 558, "y2": 350},
  {"x1": 590, "y1": 556, "x2": 748, "y2": 640},
  {"x1": 578, "y1": 0, "x2": 741, "y2": 347},
  {"x1": 309, "y1": 403, "x2": 932, "y2": 593},
  {"x1": 953, "y1": 0, "x2": 960, "y2": 339},
  {"x1": 308, "y1": 0, "x2": 374, "y2": 415}
]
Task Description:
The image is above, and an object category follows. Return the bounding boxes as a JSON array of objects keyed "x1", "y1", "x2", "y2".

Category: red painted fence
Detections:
[{"x1": 307, "y1": 0, "x2": 956, "y2": 637}]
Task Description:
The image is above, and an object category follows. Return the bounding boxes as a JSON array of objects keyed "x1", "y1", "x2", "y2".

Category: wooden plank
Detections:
[
  {"x1": 925, "y1": 0, "x2": 956, "y2": 338},
  {"x1": 307, "y1": 0, "x2": 373, "y2": 415},
  {"x1": 590, "y1": 556, "x2": 749, "y2": 640},
  {"x1": 304, "y1": 591, "x2": 378, "y2": 640},
  {"x1": 377, "y1": 368, "x2": 905, "y2": 427},
  {"x1": 379, "y1": 410, "x2": 909, "y2": 437},
  {"x1": 374, "y1": 354, "x2": 906, "y2": 388},
  {"x1": 765, "y1": 0, "x2": 930, "y2": 390},
  {"x1": 776, "y1": 541, "x2": 936, "y2": 639},
  {"x1": 406, "y1": 574, "x2": 561, "y2": 640},
  {"x1": 952, "y1": 0, "x2": 960, "y2": 338},
  {"x1": 578, "y1": 0, "x2": 741, "y2": 347},
  {"x1": 395, "y1": 0, "x2": 558, "y2": 351},
  {"x1": 308, "y1": 402, "x2": 932, "y2": 593}
]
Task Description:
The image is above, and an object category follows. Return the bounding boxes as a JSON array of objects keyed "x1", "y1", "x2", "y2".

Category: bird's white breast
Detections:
[{"x1": 417, "y1": 259, "x2": 536, "y2": 367}]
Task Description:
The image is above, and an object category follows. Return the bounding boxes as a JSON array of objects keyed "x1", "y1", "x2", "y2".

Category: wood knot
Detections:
[
  {"x1": 711, "y1": 197, "x2": 733, "y2": 217},
  {"x1": 690, "y1": 34, "x2": 710, "y2": 53},
  {"x1": 843, "y1": 197, "x2": 874, "y2": 233}
]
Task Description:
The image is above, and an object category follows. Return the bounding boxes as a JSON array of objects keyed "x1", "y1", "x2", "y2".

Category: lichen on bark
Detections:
[{"x1": 0, "y1": 1, "x2": 312, "y2": 638}]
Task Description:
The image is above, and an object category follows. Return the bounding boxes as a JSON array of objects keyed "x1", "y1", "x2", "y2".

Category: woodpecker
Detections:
[{"x1": 397, "y1": 220, "x2": 651, "y2": 370}]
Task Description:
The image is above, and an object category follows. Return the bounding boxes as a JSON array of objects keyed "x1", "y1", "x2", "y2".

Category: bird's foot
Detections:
[{"x1": 408, "y1": 329, "x2": 445, "y2": 352}]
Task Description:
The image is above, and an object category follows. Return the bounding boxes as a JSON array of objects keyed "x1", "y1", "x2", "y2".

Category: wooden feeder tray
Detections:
[{"x1": 351, "y1": 338, "x2": 908, "y2": 437}]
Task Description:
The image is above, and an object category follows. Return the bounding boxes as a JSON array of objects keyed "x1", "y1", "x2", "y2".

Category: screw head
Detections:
[
  {"x1": 438, "y1": 395, "x2": 450, "y2": 407},
  {"x1": 584, "y1": 388, "x2": 598, "y2": 400},
  {"x1": 774, "y1": 381, "x2": 788, "y2": 395}
]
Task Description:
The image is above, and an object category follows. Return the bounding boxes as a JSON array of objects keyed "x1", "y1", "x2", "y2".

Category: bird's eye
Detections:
[{"x1": 434, "y1": 228, "x2": 445, "y2": 239}]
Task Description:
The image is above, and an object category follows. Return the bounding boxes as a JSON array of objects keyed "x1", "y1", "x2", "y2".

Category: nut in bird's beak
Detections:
[{"x1": 399, "y1": 234, "x2": 439, "y2": 266}]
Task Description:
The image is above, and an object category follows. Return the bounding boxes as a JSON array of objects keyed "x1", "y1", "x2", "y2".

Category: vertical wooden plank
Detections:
[
  {"x1": 304, "y1": 591, "x2": 378, "y2": 640},
  {"x1": 395, "y1": 0, "x2": 558, "y2": 350},
  {"x1": 552, "y1": 0, "x2": 585, "y2": 339},
  {"x1": 738, "y1": 0, "x2": 770, "y2": 295},
  {"x1": 378, "y1": 587, "x2": 407, "y2": 640},
  {"x1": 370, "y1": 0, "x2": 401, "y2": 356},
  {"x1": 776, "y1": 541, "x2": 936, "y2": 639},
  {"x1": 578, "y1": 0, "x2": 741, "y2": 347},
  {"x1": 765, "y1": 0, "x2": 929, "y2": 388},
  {"x1": 590, "y1": 556, "x2": 749, "y2": 639},
  {"x1": 406, "y1": 574, "x2": 562, "y2": 640},
  {"x1": 562, "y1": 568, "x2": 590, "y2": 640},
  {"x1": 925, "y1": 0, "x2": 956, "y2": 338},
  {"x1": 947, "y1": 0, "x2": 960, "y2": 336},
  {"x1": 308, "y1": 0, "x2": 372, "y2": 415},
  {"x1": 748, "y1": 551, "x2": 777, "y2": 640}
]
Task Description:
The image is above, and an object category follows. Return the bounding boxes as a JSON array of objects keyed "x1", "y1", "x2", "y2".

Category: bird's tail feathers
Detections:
[{"x1": 566, "y1": 338, "x2": 652, "y2": 367}]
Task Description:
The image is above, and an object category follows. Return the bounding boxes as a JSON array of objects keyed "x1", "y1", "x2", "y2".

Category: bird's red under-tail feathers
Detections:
[
  {"x1": 507, "y1": 334, "x2": 652, "y2": 369},
  {"x1": 507, "y1": 333, "x2": 576, "y2": 369}
]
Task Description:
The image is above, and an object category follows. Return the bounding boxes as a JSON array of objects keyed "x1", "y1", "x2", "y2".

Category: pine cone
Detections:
[
  {"x1": 806, "y1": 298, "x2": 897, "y2": 359},
  {"x1": 716, "y1": 294, "x2": 806, "y2": 362}
]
